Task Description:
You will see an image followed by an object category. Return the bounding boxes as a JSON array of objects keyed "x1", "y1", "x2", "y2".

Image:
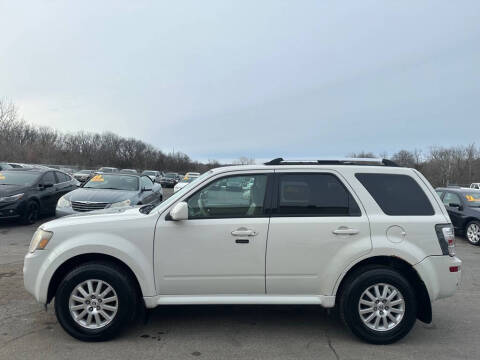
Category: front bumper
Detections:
[
  {"x1": 24, "y1": 250, "x2": 50, "y2": 304},
  {"x1": 55, "y1": 207, "x2": 77, "y2": 217},
  {"x1": 414, "y1": 255, "x2": 462, "y2": 302},
  {"x1": 0, "y1": 200, "x2": 25, "y2": 219}
]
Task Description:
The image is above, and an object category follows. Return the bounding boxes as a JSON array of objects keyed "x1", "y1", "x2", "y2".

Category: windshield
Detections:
[
  {"x1": 0, "y1": 171, "x2": 39, "y2": 186},
  {"x1": 180, "y1": 176, "x2": 199, "y2": 184},
  {"x1": 143, "y1": 171, "x2": 156, "y2": 176},
  {"x1": 464, "y1": 192, "x2": 480, "y2": 207},
  {"x1": 84, "y1": 174, "x2": 139, "y2": 191},
  {"x1": 99, "y1": 167, "x2": 116, "y2": 173},
  {"x1": 165, "y1": 173, "x2": 177, "y2": 178}
]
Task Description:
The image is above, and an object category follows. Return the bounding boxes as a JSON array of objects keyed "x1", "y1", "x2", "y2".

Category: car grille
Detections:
[{"x1": 71, "y1": 201, "x2": 109, "y2": 212}]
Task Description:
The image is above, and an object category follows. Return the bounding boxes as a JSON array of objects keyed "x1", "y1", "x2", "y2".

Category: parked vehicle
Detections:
[
  {"x1": 120, "y1": 169, "x2": 138, "y2": 174},
  {"x1": 159, "y1": 172, "x2": 179, "y2": 188},
  {"x1": 97, "y1": 167, "x2": 119, "y2": 173},
  {"x1": 0, "y1": 168, "x2": 77, "y2": 224},
  {"x1": 436, "y1": 186, "x2": 480, "y2": 245},
  {"x1": 73, "y1": 170, "x2": 95, "y2": 183},
  {"x1": 24, "y1": 158, "x2": 461, "y2": 344},
  {"x1": 0, "y1": 162, "x2": 13, "y2": 171},
  {"x1": 141, "y1": 170, "x2": 163, "y2": 183},
  {"x1": 173, "y1": 174, "x2": 200, "y2": 192},
  {"x1": 470, "y1": 183, "x2": 480, "y2": 190},
  {"x1": 185, "y1": 172, "x2": 200, "y2": 177},
  {"x1": 56, "y1": 173, "x2": 163, "y2": 217}
]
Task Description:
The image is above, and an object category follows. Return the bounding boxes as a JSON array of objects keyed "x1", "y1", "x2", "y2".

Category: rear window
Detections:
[
  {"x1": 276, "y1": 173, "x2": 361, "y2": 216},
  {"x1": 355, "y1": 173, "x2": 434, "y2": 216}
]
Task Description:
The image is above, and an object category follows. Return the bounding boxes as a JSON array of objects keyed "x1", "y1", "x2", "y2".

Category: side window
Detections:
[
  {"x1": 55, "y1": 172, "x2": 70, "y2": 183},
  {"x1": 187, "y1": 174, "x2": 268, "y2": 219},
  {"x1": 443, "y1": 192, "x2": 461, "y2": 207},
  {"x1": 355, "y1": 173, "x2": 434, "y2": 216},
  {"x1": 276, "y1": 173, "x2": 361, "y2": 216},
  {"x1": 141, "y1": 176, "x2": 153, "y2": 190},
  {"x1": 42, "y1": 171, "x2": 56, "y2": 185}
]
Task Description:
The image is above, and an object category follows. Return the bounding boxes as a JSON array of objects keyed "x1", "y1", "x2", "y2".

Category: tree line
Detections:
[
  {"x1": 350, "y1": 147, "x2": 480, "y2": 187},
  {"x1": 0, "y1": 100, "x2": 219, "y2": 173},
  {"x1": 2, "y1": 99, "x2": 480, "y2": 186}
]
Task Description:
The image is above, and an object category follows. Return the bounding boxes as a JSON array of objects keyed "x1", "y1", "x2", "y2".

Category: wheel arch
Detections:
[
  {"x1": 335, "y1": 256, "x2": 432, "y2": 324},
  {"x1": 47, "y1": 253, "x2": 143, "y2": 305}
]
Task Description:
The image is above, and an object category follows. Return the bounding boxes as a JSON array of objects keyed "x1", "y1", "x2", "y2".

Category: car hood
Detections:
[
  {"x1": 0, "y1": 184, "x2": 30, "y2": 197},
  {"x1": 65, "y1": 188, "x2": 138, "y2": 203}
]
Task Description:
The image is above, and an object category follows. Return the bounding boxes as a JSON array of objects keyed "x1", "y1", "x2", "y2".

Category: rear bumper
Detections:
[{"x1": 414, "y1": 255, "x2": 462, "y2": 302}]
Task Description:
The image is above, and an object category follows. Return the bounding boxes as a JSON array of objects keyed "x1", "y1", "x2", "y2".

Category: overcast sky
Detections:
[{"x1": 1, "y1": 1, "x2": 479, "y2": 162}]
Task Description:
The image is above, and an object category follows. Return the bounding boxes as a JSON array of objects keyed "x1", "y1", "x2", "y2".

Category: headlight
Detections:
[
  {"x1": 0, "y1": 193, "x2": 24, "y2": 203},
  {"x1": 57, "y1": 196, "x2": 71, "y2": 208},
  {"x1": 29, "y1": 228, "x2": 53, "y2": 253},
  {"x1": 109, "y1": 199, "x2": 131, "y2": 208}
]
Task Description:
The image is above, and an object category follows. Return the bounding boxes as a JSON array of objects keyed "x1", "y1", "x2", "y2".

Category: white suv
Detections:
[{"x1": 23, "y1": 158, "x2": 461, "y2": 344}]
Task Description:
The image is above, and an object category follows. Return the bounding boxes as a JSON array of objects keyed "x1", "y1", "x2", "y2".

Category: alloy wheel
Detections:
[
  {"x1": 467, "y1": 223, "x2": 480, "y2": 244},
  {"x1": 358, "y1": 283, "x2": 405, "y2": 332},
  {"x1": 68, "y1": 279, "x2": 118, "y2": 329}
]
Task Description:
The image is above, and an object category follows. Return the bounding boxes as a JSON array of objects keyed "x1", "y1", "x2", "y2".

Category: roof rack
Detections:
[{"x1": 264, "y1": 157, "x2": 399, "y2": 167}]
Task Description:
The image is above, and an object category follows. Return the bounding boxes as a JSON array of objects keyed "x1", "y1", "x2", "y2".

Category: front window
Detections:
[
  {"x1": 83, "y1": 174, "x2": 139, "y2": 191},
  {"x1": 187, "y1": 174, "x2": 268, "y2": 219},
  {"x1": 442, "y1": 192, "x2": 462, "y2": 207},
  {"x1": 165, "y1": 173, "x2": 177, "y2": 178},
  {"x1": 0, "y1": 171, "x2": 39, "y2": 186}
]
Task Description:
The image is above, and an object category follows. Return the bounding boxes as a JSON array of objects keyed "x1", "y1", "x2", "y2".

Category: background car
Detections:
[
  {"x1": 141, "y1": 170, "x2": 163, "y2": 183},
  {"x1": 120, "y1": 169, "x2": 138, "y2": 174},
  {"x1": 173, "y1": 174, "x2": 200, "y2": 192},
  {"x1": 97, "y1": 167, "x2": 119, "y2": 173},
  {"x1": 0, "y1": 168, "x2": 77, "y2": 223},
  {"x1": 73, "y1": 169, "x2": 95, "y2": 183},
  {"x1": 159, "y1": 172, "x2": 179, "y2": 188},
  {"x1": 470, "y1": 183, "x2": 480, "y2": 189},
  {"x1": 436, "y1": 186, "x2": 480, "y2": 245},
  {"x1": 56, "y1": 173, "x2": 163, "y2": 216}
]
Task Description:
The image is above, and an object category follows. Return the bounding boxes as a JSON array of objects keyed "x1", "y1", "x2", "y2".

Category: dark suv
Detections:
[
  {"x1": 436, "y1": 187, "x2": 480, "y2": 245},
  {"x1": 0, "y1": 168, "x2": 77, "y2": 224}
]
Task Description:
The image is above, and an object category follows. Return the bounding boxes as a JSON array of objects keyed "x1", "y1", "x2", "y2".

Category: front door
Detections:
[{"x1": 154, "y1": 171, "x2": 272, "y2": 295}]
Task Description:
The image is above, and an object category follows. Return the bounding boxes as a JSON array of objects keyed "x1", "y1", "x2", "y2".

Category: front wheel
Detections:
[
  {"x1": 21, "y1": 201, "x2": 39, "y2": 225},
  {"x1": 465, "y1": 221, "x2": 480, "y2": 245},
  {"x1": 339, "y1": 267, "x2": 417, "y2": 344},
  {"x1": 54, "y1": 262, "x2": 138, "y2": 341}
]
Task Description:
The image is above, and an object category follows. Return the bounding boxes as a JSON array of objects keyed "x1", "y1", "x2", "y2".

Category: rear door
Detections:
[{"x1": 266, "y1": 170, "x2": 371, "y2": 296}]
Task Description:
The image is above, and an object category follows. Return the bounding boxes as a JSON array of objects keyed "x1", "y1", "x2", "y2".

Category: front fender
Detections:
[{"x1": 32, "y1": 233, "x2": 155, "y2": 304}]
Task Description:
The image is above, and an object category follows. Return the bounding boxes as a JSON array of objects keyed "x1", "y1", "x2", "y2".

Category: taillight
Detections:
[{"x1": 435, "y1": 224, "x2": 456, "y2": 257}]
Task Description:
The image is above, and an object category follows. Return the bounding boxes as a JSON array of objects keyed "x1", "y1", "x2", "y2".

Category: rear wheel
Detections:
[
  {"x1": 21, "y1": 201, "x2": 39, "y2": 225},
  {"x1": 340, "y1": 266, "x2": 417, "y2": 344},
  {"x1": 465, "y1": 221, "x2": 480, "y2": 245},
  {"x1": 54, "y1": 262, "x2": 138, "y2": 341}
]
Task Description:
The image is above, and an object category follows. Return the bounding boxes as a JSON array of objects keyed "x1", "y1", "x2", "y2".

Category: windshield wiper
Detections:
[{"x1": 139, "y1": 203, "x2": 156, "y2": 214}]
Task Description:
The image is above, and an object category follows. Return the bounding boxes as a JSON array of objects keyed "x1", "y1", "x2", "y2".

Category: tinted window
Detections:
[
  {"x1": 187, "y1": 175, "x2": 268, "y2": 219},
  {"x1": 355, "y1": 173, "x2": 434, "y2": 216},
  {"x1": 436, "y1": 190, "x2": 444, "y2": 198},
  {"x1": 55, "y1": 172, "x2": 70, "y2": 183},
  {"x1": 276, "y1": 173, "x2": 360, "y2": 216},
  {"x1": 42, "y1": 171, "x2": 56, "y2": 185},
  {"x1": 443, "y1": 192, "x2": 462, "y2": 207}
]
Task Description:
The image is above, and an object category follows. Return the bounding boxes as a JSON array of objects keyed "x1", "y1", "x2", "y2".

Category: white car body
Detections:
[{"x1": 24, "y1": 161, "x2": 461, "y2": 342}]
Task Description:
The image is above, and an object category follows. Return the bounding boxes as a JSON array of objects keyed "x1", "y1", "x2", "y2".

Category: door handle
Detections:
[
  {"x1": 231, "y1": 228, "x2": 257, "y2": 237},
  {"x1": 332, "y1": 227, "x2": 359, "y2": 235}
]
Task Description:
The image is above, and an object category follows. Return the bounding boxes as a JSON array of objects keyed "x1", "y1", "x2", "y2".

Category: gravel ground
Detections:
[{"x1": 0, "y1": 189, "x2": 479, "y2": 359}]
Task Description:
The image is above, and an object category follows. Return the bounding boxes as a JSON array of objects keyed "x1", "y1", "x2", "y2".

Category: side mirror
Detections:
[
  {"x1": 170, "y1": 201, "x2": 188, "y2": 221},
  {"x1": 449, "y1": 203, "x2": 463, "y2": 210}
]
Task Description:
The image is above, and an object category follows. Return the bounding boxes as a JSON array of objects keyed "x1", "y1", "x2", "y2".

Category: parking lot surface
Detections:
[{"x1": 1, "y1": 189, "x2": 479, "y2": 359}]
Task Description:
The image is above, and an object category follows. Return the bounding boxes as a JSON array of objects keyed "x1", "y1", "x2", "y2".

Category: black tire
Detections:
[
  {"x1": 465, "y1": 220, "x2": 480, "y2": 246},
  {"x1": 54, "y1": 261, "x2": 138, "y2": 341},
  {"x1": 20, "y1": 200, "x2": 39, "y2": 225},
  {"x1": 339, "y1": 266, "x2": 417, "y2": 344}
]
